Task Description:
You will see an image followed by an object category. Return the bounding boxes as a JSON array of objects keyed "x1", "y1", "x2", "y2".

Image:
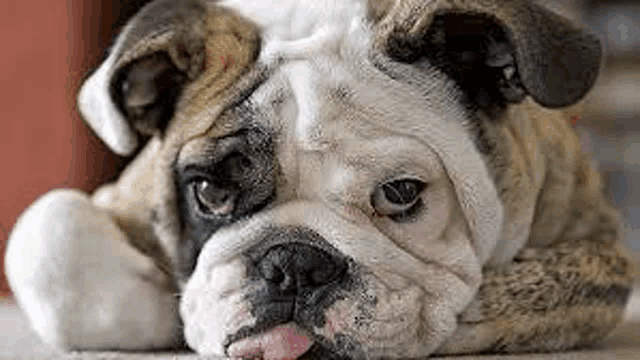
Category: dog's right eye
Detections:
[
  {"x1": 191, "y1": 179, "x2": 238, "y2": 217},
  {"x1": 371, "y1": 179, "x2": 427, "y2": 222}
]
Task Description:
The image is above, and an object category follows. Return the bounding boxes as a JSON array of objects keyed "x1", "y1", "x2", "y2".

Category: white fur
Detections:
[
  {"x1": 77, "y1": 54, "x2": 138, "y2": 156},
  {"x1": 286, "y1": 61, "x2": 321, "y2": 144},
  {"x1": 181, "y1": 257, "x2": 258, "y2": 355},
  {"x1": 5, "y1": 190, "x2": 180, "y2": 350},
  {"x1": 219, "y1": 0, "x2": 365, "y2": 63},
  {"x1": 220, "y1": 0, "x2": 365, "y2": 42}
]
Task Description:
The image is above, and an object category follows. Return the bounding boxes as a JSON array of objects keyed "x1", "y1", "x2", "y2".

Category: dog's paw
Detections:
[{"x1": 5, "y1": 189, "x2": 181, "y2": 351}]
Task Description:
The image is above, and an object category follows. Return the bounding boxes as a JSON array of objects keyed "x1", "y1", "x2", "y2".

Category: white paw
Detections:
[{"x1": 5, "y1": 189, "x2": 181, "y2": 351}]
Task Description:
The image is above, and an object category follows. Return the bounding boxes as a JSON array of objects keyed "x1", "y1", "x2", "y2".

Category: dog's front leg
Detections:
[
  {"x1": 434, "y1": 173, "x2": 634, "y2": 355},
  {"x1": 435, "y1": 238, "x2": 632, "y2": 355},
  {"x1": 5, "y1": 141, "x2": 181, "y2": 351}
]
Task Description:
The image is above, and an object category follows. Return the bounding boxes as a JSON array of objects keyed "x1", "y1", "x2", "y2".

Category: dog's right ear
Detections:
[{"x1": 77, "y1": 0, "x2": 259, "y2": 156}]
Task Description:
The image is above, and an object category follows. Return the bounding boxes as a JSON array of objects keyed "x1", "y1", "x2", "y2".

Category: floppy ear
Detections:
[
  {"x1": 377, "y1": 0, "x2": 602, "y2": 110},
  {"x1": 77, "y1": 0, "x2": 259, "y2": 156}
]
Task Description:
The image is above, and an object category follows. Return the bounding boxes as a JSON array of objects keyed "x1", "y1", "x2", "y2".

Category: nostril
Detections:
[
  {"x1": 258, "y1": 261, "x2": 285, "y2": 284},
  {"x1": 256, "y1": 243, "x2": 346, "y2": 292},
  {"x1": 308, "y1": 261, "x2": 337, "y2": 286}
]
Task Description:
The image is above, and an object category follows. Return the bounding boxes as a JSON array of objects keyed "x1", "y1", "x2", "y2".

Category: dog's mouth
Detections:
[
  {"x1": 226, "y1": 322, "x2": 315, "y2": 360},
  {"x1": 225, "y1": 321, "x2": 355, "y2": 360}
]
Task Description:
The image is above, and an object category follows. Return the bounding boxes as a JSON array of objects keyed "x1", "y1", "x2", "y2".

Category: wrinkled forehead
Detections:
[
  {"x1": 178, "y1": 58, "x2": 451, "y2": 169},
  {"x1": 174, "y1": 2, "x2": 469, "y2": 159}
]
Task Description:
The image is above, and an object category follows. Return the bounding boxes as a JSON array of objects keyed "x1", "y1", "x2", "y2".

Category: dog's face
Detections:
[{"x1": 78, "y1": 0, "x2": 601, "y2": 358}]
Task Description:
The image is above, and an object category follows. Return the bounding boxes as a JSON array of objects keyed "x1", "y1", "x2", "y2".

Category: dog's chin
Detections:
[
  {"x1": 220, "y1": 288, "x2": 426, "y2": 359},
  {"x1": 221, "y1": 303, "x2": 426, "y2": 360}
]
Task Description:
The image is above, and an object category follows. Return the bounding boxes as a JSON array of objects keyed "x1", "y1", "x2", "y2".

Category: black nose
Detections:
[{"x1": 256, "y1": 243, "x2": 346, "y2": 294}]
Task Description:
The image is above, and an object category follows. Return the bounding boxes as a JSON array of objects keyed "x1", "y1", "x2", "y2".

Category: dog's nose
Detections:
[{"x1": 256, "y1": 243, "x2": 346, "y2": 294}]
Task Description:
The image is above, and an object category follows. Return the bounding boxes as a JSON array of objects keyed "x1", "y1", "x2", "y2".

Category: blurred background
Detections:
[
  {"x1": 0, "y1": 0, "x2": 638, "y2": 297},
  {"x1": 561, "y1": 0, "x2": 640, "y2": 261}
]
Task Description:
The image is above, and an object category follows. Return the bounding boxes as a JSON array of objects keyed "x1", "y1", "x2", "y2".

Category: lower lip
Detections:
[{"x1": 227, "y1": 323, "x2": 314, "y2": 360}]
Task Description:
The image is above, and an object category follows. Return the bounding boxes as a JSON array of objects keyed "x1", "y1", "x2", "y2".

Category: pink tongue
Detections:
[{"x1": 227, "y1": 323, "x2": 314, "y2": 360}]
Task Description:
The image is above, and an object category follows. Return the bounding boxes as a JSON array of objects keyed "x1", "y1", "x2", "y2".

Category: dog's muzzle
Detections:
[
  {"x1": 217, "y1": 229, "x2": 353, "y2": 359},
  {"x1": 255, "y1": 242, "x2": 347, "y2": 299},
  {"x1": 227, "y1": 242, "x2": 347, "y2": 359}
]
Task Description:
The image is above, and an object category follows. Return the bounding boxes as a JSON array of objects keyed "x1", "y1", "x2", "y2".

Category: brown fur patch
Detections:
[{"x1": 435, "y1": 99, "x2": 634, "y2": 354}]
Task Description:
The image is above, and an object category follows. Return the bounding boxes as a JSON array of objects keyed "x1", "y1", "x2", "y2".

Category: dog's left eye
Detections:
[{"x1": 371, "y1": 179, "x2": 427, "y2": 221}]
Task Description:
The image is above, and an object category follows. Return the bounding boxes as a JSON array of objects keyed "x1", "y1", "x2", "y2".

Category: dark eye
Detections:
[
  {"x1": 371, "y1": 179, "x2": 427, "y2": 221},
  {"x1": 191, "y1": 179, "x2": 238, "y2": 216}
]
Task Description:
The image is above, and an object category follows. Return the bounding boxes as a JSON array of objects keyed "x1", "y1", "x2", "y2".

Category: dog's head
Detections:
[{"x1": 78, "y1": 0, "x2": 601, "y2": 358}]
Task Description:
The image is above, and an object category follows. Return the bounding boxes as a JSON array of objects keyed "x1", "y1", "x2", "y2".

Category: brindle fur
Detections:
[{"x1": 435, "y1": 100, "x2": 633, "y2": 354}]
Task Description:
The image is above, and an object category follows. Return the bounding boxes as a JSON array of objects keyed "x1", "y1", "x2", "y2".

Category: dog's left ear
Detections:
[
  {"x1": 377, "y1": 0, "x2": 602, "y2": 110},
  {"x1": 77, "y1": 0, "x2": 259, "y2": 156}
]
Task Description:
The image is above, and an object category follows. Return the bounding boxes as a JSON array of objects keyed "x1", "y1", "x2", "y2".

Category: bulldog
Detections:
[{"x1": 5, "y1": 0, "x2": 634, "y2": 359}]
